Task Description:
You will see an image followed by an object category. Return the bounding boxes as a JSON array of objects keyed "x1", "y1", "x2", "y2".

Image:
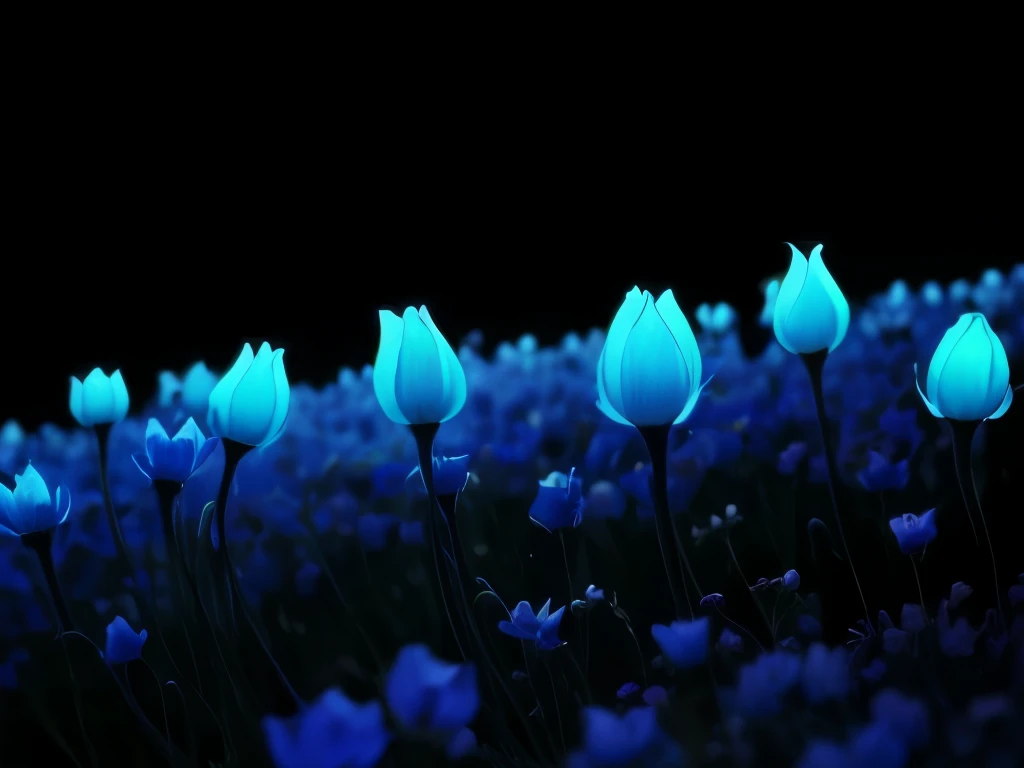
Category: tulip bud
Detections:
[
  {"x1": 373, "y1": 306, "x2": 467, "y2": 425},
  {"x1": 773, "y1": 244, "x2": 850, "y2": 355},
  {"x1": 207, "y1": 342, "x2": 290, "y2": 446},
  {"x1": 783, "y1": 569, "x2": 801, "y2": 591},
  {"x1": 181, "y1": 362, "x2": 219, "y2": 414},
  {"x1": 915, "y1": 313, "x2": 1013, "y2": 422},
  {"x1": 596, "y1": 287, "x2": 707, "y2": 427},
  {"x1": 69, "y1": 368, "x2": 130, "y2": 427}
]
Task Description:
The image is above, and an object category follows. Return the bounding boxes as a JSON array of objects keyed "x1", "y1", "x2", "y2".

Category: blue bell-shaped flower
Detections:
[
  {"x1": 208, "y1": 342, "x2": 290, "y2": 446},
  {"x1": 69, "y1": 368, "x2": 130, "y2": 427},
  {"x1": 773, "y1": 244, "x2": 850, "y2": 354},
  {"x1": 103, "y1": 615, "x2": 147, "y2": 665},
  {"x1": 528, "y1": 468, "x2": 584, "y2": 532},
  {"x1": 132, "y1": 417, "x2": 219, "y2": 483},
  {"x1": 651, "y1": 617, "x2": 709, "y2": 669},
  {"x1": 915, "y1": 312, "x2": 1013, "y2": 421},
  {"x1": 889, "y1": 509, "x2": 937, "y2": 555},
  {"x1": 597, "y1": 287, "x2": 708, "y2": 427},
  {"x1": 373, "y1": 306, "x2": 467, "y2": 425},
  {"x1": 0, "y1": 464, "x2": 71, "y2": 536},
  {"x1": 498, "y1": 599, "x2": 565, "y2": 650},
  {"x1": 385, "y1": 644, "x2": 479, "y2": 739}
]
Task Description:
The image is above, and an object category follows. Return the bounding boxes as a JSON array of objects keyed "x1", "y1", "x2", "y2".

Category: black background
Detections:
[{"x1": 4, "y1": 199, "x2": 1020, "y2": 432}]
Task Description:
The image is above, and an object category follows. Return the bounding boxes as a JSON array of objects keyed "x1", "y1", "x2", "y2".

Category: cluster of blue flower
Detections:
[{"x1": 1, "y1": 247, "x2": 1022, "y2": 767}]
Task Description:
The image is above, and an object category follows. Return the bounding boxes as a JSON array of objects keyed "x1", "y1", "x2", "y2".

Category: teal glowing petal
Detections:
[
  {"x1": 373, "y1": 310, "x2": 410, "y2": 425},
  {"x1": 935, "y1": 317, "x2": 994, "y2": 420},
  {"x1": 655, "y1": 289, "x2": 701, "y2": 389},
  {"x1": 265, "y1": 349, "x2": 291, "y2": 443},
  {"x1": 987, "y1": 384, "x2": 1013, "y2": 420},
  {"x1": 110, "y1": 370, "x2": 130, "y2": 421},
  {"x1": 926, "y1": 313, "x2": 973, "y2": 406},
  {"x1": 914, "y1": 363, "x2": 944, "y2": 418},
  {"x1": 418, "y1": 306, "x2": 467, "y2": 422},
  {"x1": 772, "y1": 245, "x2": 809, "y2": 354},
  {"x1": 82, "y1": 368, "x2": 116, "y2": 423},
  {"x1": 598, "y1": 287, "x2": 646, "y2": 418},
  {"x1": 618, "y1": 296, "x2": 689, "y2": 426},
  {"x1": 673, "y1": 375, "x2": 713, "y2": 425},
  {"x1": 773, "y1": 244, "x2": 848, "y2": 354},
  {"x1": 69, "y1": 376, "x2": 84, "y2": 424},
  {"x1": 227, "y1": 342, "x2": 278, "y2": 445},
  {"x1": 808, "y1": 246, "x2": 850, "y2": 352},
  {"x1": 208, "y1": 343, "x2": 254, "y2": 436},
  {"x1": 0, "y1": 484, "x2": 17, "y2": 536},
  {"x1": 395, "y1": 307, "x2": 445, "y2": 423}
]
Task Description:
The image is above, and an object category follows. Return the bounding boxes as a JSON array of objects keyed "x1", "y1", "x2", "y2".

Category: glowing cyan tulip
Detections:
[
  {"x1": 208, "y1": 342, "x2": 290, "y2": 446},
  {"x1": 69, "y1": 368, "x2": 130, "y2": 427},
  {"x1": 773, "y1": 244, "x2": 850, "y2": 355},
  {"x1": 0, "y1": 464, "x2": 70, "y2": 536},
  {"x1": 915, "y1": 312, "x2": 1013, "y2": 422},
  {"x1": 597, "y1": 287, "x2": 707, "y2": 427},
  {"x1": 373, "y1": 306, "x2": 467, "y2": 425}
]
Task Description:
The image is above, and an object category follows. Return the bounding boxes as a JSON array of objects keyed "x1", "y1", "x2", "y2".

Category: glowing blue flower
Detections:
[
  {"x1": 208, "y1": 342, "x2": 290, "y2": 446},
  {"x1": 857, "y1": 451, "x2": 909, "y2": 492},
  {"x1": 888, "y1": 509, "x2": 937, "y2": 555},
  {"x1": 596, "y1": 287, "x2": 707, "y2": 427},
  {"x1": 695, "y1": 301, "x2": 737, "y2": 334},
  {"x1": 651, "y1": 617, "x2": 709, "y2": 669},
  {"x1": 407, "y1": 455, "x2": 470, "y2": 497},
  {"x1": 131, "y1": 418, "x2": 218, "y2": 483},
  {"x1": 528, "y1": 469, "x2": 584, "y2": 532},
  {"x1": 385, "y1": 644, "x2": 478, "y2": 740},
  {"x1": 69, "y1": 368, "x2": 130, "y2": 427},
  {"x1": 759, "y1": 279, "x2": 780, "y2": 327},
  {"x1": 801, "y1": 643, "x2": 849, "y2": 703},
  {"x1": 498, "y1": 599, "x2": 565, "y2": 650},
  {"x1": 915, "y1": 313, "x2": 1013, "y2": 421},
  {"x1": 733, "y1": 651, "x2": 802, "y2": 717},
  {"x1": 263, "y1": 687, "x2": 390, "y2": 768},
  {"x1": 181, "y1": 361, "x2": 219, "y2": 413},
  {"x1": 373, "y1": 306, "x2": 467, "y2": 425},
  {"x1": 772, "y1": 243, "x2": 850, "y2": 354},
  {"x1": 920, "y1": 280, "x2": 943, "y2": 307},
  {"x1": 103, "y1": 615, "x2": 147, "y2": 665},
  {"x1": 0, "y1": 465, "x2": 71, "y2": 536},
  {"x1": 567, "y1": 706, "x2": 681, "y2": 768}
]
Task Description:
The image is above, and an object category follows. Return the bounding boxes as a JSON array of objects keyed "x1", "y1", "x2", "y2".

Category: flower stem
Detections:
[
  {"x1": 94, "y1": 424, "x2": 137, "y2": 582},
  {"x1": 910, "y1": 557, "x2": 928, "y2": 622},
  {"x1": 637, "y1": 424, "x2": 691, "y2": 619},
  {"x1": 214, "y1": 438, "x2": 303, "y2": 709},
  {"x1": 22, "y1": 529, "x2": 74, "y2": 632},
  {"x1": 948, "y1": 420, "x2": 1004, "y2": 628},
  {"x1": 801, "y1": 351, "x2": 871, "y2": 629}
]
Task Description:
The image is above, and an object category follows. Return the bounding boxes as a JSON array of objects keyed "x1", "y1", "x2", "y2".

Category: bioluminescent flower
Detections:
[
  {"x1": 528, "y1": 468, "x2": 584, "y2": 532},
  {"x1": 131, "y1": 417, "x2": 218, "y2": 484},
  {"x1": 879, "y1": 604, "x2": 928, "y2": 655},
  {"x1": 915, "y1": 313, "x2": 1013, "y2": 421},
  {"x1": 783, "y1": 569, "x2": 801, "y2": 591},
  {"x1": 69, "y1": 368, "x2": 130, "y2": 427},
  {"x1": 585, "y1": 584, "x2": 604, "y2": 602},
  {"x1": 567, "y1": 706, "x2": 681, "y2": 767},
  {"x1": 385, "y1": 644, "x2": 478, "y2": 746},
  {"x1": 373, "y1": 306, "x2": 467, "y2": 425},
  {"x1": 801, "y1": 643, "x2": 849, "y2": 703},
  {"x1": 651, "y1": 617, "x2": 709, "y2": 669},
  {"x1": 407, "y1": 454, "x2": 470, "y2": 497},
  {"x1": 0, "y1": 465, "x2": 71, "y2": 536},
  {"x1": 699, "y1": 593, "x2": 725, "y2": 609},
  {"x1": 857, "y1": 451, "x2": 909, "y2": 493},
  {"x1": 180, "y1": 361, "x2": 218, "y2": 413},
  {"x1": 596, "y1": 287, "x2": 707, "y2": 427},
  {"x1": 263, "y1": 687, "x2": 390, "y2": 768},
  {"x1": 888, "y1": 510, "x2": 937, "y2": 556},
  {"x1": 498, "y1": 599, "x2": 565, "y2": 650},
  {"x1": 208, "y1": 342, "x2": 290, "y2": 446},
  {"x1": 772, "y1": 244, "x2": 850, "y2": 355},
  {"x1": 870, "y1": 689, "x2": 930, "y2": 750},
  {"x1": 695, "y1": 301, "x2": 737, "y2": 334},
  {"x1": 104, "y1": 615, "x2": 147, "y2": 665},
  {"x1": 733, "y1": 651, "x2": 802, "y2": 718},
  {"x1": 759, "y1": 279, "x2": 780, "y2": 327},
  {"x1": 616, "y1": 681, "x2": 641, "y2": 699},
  {"x1": 718, "y1": 627, "x2": 743, "y2": 653},
  {"x1": 921, "y1": 280, "x2": 944, "y2": 307}
]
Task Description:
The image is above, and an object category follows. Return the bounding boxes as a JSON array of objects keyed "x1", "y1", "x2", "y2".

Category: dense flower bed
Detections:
[{"x1": 1, "y1": 254, "x2": 1023, "y2": 767}]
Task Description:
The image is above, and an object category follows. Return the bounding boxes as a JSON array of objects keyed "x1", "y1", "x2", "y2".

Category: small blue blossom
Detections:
[
  {"x1": 801, "y1": 643, "x2": 849, "y2": 703},
  {"x1": 131, "y1": 418, "x2": 218, "y2": 484},
  {"x1": 385, "y1": 644, "x2": 478, "y2": 741},
  {"x1": 0, "y1": 464, "x2": 71, "y2": 536},
  {"x1": 407, "y1": 455, "x2": 471, "y2": 497},
  {"x1": 263, "y1": 687, "x2": 390, "y2": 768},
  {"x1": 888, "y1": 510, "x2": 937, "y2": 555},
  {"x1": 857, "y1": 450, "x2": 910, "y2": 492},
  {"x1": 104, "y1": 616, "x2": 147, "y2": 665},
  {"x1": 733, "y1": 651, "x2": 802, "y2": 718},
  {"x1": 567, "y1": 706, "x2": 682, "y2": 767},
  {"x1": 528, "y1": 468, "x2": 584, "y2": 532},
  {"x1": 783, "y1": 569, "x2": 801, "y2": 591},
  {"x1": 498, "y1": 599, "x2": 565, "y2": 650},
  {"x1": 651, "y1": 617, "x2": 709, "y2": 669}
]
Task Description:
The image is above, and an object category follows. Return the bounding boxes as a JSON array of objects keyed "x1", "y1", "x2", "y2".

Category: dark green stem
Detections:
[
  {"x1": 22, "y1": 529, "x2": 74, "y2": 632},
  {"x1": 637, "y1": 424, "x2": 690, "y2": 618},
  {"x1": 801, "y1": 350, "x2": 871, "y2": 629}
]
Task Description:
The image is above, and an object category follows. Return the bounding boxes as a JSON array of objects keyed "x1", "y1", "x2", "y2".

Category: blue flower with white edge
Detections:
[
  {"x1": 103, "y1": 615, "x2": 147, "y2": 665},
  {"x1": 132, "y1": 417, "x2": 219, "y2": 484},
  {"x1": 528, "y1": 468, "x2": 584, "y2": 532},
  {"x1": 597, "y1": 287, "x2": 709, "y2": 427},
  {"x1": 915, "y1": 312, "x2": 1013, "y2": 422},
  {"x1": 888, "y1": 510, "x2": 937, "y2": 556},
  {"x1": 498, "y1": 599, "x2": 565, "y2": 650},
  {"x1": 0, "y1": 464, "x2": 71, "y2": 536},
  {"x1": 407, "y1": 454, "x2": 471, "y2": 497},
  {"x1": 773, "y1": 243, "x2": 850, "y2": 354},
  {"x1": 69, "y1": 368, "x2": 130, "y2": 427}
]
